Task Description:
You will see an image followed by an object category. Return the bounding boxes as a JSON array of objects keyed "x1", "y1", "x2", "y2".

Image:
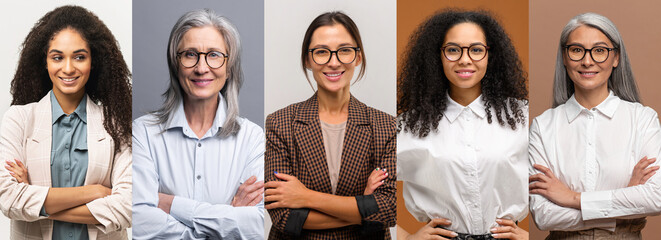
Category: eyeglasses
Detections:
[
  {"x1": 441, "y1": 43, "x2": 489, "y2": 62},
  {"x1": 308, "y1": 47, "x2": 360, "y2": 65},
  {"x1": 564, "y1": 45, "x2": 616, "y2": 63},
  {"x1": 177, "y1": 50, "x2": 228, "y2": 69}
]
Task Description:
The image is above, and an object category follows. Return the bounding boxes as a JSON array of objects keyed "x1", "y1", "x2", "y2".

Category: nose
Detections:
[
  {"x1": 326, "y1": 52, "x2": 341, "y2": 68},
  {"x1": 581, "y1": 51, "x2": 595, "y2": 66},
  {"x1": 63, "y1": 58, "x2": 75, "y2": 74},
  {"x1": 194, "y1": 57, "x2": 210, "y2": 74},
  {"x1": 457, "y1": 48, "x2": 472, "y2": 65}
]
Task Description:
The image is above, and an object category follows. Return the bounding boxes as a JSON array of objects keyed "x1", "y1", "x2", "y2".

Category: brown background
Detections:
[
  {"x1": 529, "y1": 0, "x2": 661, "y2": 239},
  {"x1": 396, "y1": 0, "x2": 531, "y2": 236}
]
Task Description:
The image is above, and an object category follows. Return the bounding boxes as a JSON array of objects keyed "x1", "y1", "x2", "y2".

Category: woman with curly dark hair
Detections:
[
  {"x1": 397, "y1": 10, "x2": 529, "y2": 240},
  {"x1": 0, "y1": 5, "x2": 132, "y2": 239}
]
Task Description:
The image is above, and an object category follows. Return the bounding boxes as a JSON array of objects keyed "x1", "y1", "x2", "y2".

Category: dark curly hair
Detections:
[
  {"x1": 10, "y1": 5, "x2": 131, "y2": 153},
  {"x1": 398, "y1": 9, "x2": 528, "y2": 137}
]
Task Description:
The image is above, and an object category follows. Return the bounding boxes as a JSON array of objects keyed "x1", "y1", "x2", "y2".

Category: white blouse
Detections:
[
  {"x1": 529, "y1": 91, "x2": 661, "y2": 232},
  {"x1": 398, "y1": 95, "x2": 529, "y2": 234}
]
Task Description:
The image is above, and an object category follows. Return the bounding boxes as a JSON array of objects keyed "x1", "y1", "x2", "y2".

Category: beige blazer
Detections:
[{"x1": 0, "y1": 94, "x2": 131, "y2": 239}]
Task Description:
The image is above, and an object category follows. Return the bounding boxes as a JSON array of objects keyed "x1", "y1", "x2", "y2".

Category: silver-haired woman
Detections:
[
  {"x1": 132, "y1": 9, "x2": 264, "y2": 239},
  {"x1": 529, "y1": 12, "x2": 661, "y2": 239}
]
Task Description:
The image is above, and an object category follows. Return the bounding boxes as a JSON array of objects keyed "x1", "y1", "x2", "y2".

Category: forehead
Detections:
[
  {"x1": 49, "y1": 28, "x2": 89, "y2": 51},
  {"x1": 567, "y1": 25, "x2": 613, "y2": 46},
  {"x1": 309, "y1": 24, "x2": 356, "y2": 47},
  {"x1": 444, "y1": 22, "x2": 486, "y2": 44},
  {"x1": 179, "y1": 26, "x2": 226, "y2": 50}
]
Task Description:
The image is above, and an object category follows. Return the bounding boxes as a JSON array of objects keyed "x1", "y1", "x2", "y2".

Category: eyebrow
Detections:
[
  {"x1": 180, "y1": 47, "x2": 225, "y2": 52},
  {"x1": 310, "y1": 43, "x2": 355, "y2": 49},
  {"x1": 567, "y1": 41, "x2": 611, "y2": 47},
  {"x1": 445, "y1": 41, "x2": 486, "y2": 46},
  {"x1": 48, "y1": 49, "x2": 89, "y2": 54}
]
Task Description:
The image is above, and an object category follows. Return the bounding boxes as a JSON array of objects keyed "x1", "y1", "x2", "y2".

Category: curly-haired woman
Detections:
[
  {"x1": 397, "y1": 10, "x2": 529, "y2": 240},
  {"x1": 0, "y1": 5, "x2": 132, "y2": 239}
]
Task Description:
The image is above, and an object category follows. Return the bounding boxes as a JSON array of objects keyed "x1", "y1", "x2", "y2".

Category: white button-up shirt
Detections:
[
  {"x1": 398, "y1": 95, "x2": 529, "y2": 234},
  {"x1": 529, "y1": 91, "x2": 661, "y2": 232}
]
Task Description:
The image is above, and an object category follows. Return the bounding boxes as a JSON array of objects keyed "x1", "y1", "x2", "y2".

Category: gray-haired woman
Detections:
[
  {"x1": 131, "y1": 9, "x2": 264, "y2": 239},
  {"x1": 529, "y1": 12, "x2": 661, "y2": 239}
]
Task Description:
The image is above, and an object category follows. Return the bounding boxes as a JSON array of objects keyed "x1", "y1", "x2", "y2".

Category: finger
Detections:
[
  {"x1": 533, "y1": 164, "x2": 554, "y2": 178},
  {"x1": 641, "y1": 171, "x2": 657, "y2": 183},
  {"x1": 248, "y1": 193, "x2": 263, "y2": 206},
  {"x1": 528, "y1": 173, "x2": 549, "y2": 183},
  {"x1": 246, "y1": 187, "x2": 265, "y2": 202},
  {"x1": 264, "y1": 188, "x2": 280, "y2": 196},
  {"x1": 9, "y1": 172, "x2": 23, "y2": 183},
  {"x1": 642, "y1": 166, "x2": 660, "y2": 175},
  {"x1": 428, "y1": 218, "x2": 452, "y2": 227},
  {"x1": 14, "y1": 159, "x2": 25, "y2": 169},
  {"x1": 490, "y1": 226, "x2": 515, "y2": 233},
  {"x1": 243, "y1": 180, "x2": 265, "y2": 193},
  {"x1": 244, "y1": 176, "x2": 257, "y2": 185},
  {"x1": 375, "y1": 173, "x2": 388, "y2": 182},
  {"x1": 264, "y1": 201, "x2": 282, "y2": 210},
  {"x1": 428, "y1": 227, "x2": 458, "y2": 238},
  {"x1": 491, "y1": 232, "x2": 513, "y2": 239},
  {"x1": 528, "y1": 181, "x2": 547, "y2": 190},
  {"x1": 264, "y1": 195, "x2": 281, "y2": 203},
  {"x1": 529, "y1": 188, "x2": 547, "y2": 196},
  {"x1": 5, "y1": 160, "x2": 16, "y2": 168},
  {"x1": 496, "y1": 218, "x2": 516, "y2": 227},
  {"x1": 274, "y1": 172, "x2": 295, "y2": 181},
  {"x1": 264, "y1": 181, "x2": 282, "y2": 189}
]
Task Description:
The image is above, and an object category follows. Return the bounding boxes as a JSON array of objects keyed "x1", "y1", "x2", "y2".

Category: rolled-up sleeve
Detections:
[
  {"x1": 0, "y1": 106, "x2": 50, "y2": 222},
  {"x1": 86, "y1": 142, "x2": 132, "y2": 233}
]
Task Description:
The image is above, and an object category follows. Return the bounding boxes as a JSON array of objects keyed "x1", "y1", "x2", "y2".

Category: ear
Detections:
[
  {"x1": 354, "y1": 51, "x2": 362, "y2": 66},
  {"x1": 612, "y1": 51, "x2": 620, "y2": 68}
]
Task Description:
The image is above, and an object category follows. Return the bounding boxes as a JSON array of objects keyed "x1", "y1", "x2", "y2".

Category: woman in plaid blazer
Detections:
[{"x1": 264, "y1": 12, "x2": 397, "y2": 239}]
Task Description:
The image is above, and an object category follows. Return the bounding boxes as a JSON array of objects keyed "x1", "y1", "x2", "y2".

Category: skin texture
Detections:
[
  {"x1": 442, "y1": 22, "x2": 488, "y2": 106},
  {"x1": 156, "y1": 26, "x2": 263, "y2": 213},
  {"x1": 46, "y1": 28, "x2": 91, "y2": 114},
  {"x1": 563, "y1": 25, "x2": 619, "y2": 109}
]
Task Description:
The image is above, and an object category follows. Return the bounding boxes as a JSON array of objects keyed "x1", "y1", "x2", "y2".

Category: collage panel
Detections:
[
  {"x1": 264, "y1": 0, "x2": 397, "y2": 239},
  {"x1": 396, "y1": 0, "x2": 530, "y2": 239},
  {"x1": 0, "y1": 0, "x2": 133, "y2": 239},
  {"x1": 529, "y1": 0, "x2": 661, "y2": 239},
  {"x1": 131, "y1": 0, "x2": 265, "y2": 239}
]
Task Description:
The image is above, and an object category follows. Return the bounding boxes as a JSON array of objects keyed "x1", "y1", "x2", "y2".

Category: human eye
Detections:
[
  {"x1": 314, "y1": 49, "x2": 330, "y2": 56},
  {"x1": 338, "y1": 47, "x2": 354, "y2": 54},
  {"x1": 74, "y1": 55, "x2": 87, "y2": 61},
  {"x1": 593, "y1": 47, "x2": 607, "y2": 54},
  {"x1": 208, "y1": 51, "x2": 223, "y2": 59},
  {"x1": 445, "y1": 46, "x2": 460, "y2": 53},
  {"x1": 51, "y1": 55, "x2": 63, "y2": 62},
  {"x1": 184, "y1": 51, "x2": 198, "y2": 58},
  {"x1": 569, "y1": 46, "x2": 584, "y2": 53},
  {"x1": 470, "y1": 46, "x2": 485, "y2": 53}
]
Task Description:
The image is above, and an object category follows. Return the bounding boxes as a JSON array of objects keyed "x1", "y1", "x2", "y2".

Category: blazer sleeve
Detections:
[
  {"x1": 358, "y1": 115, "x2": 397, "y2": 231},
  {"x1": 86, "y1": 141, "x2": 132, "y2": 233},
  {"x1": 0, "y1": 106, "x2": 50, "y2": 222}
]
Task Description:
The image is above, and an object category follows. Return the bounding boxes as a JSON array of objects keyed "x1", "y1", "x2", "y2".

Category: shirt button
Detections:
[
  {"x1": 198, "y1": 143, "x2": 202, "y2": 147},
  {"x1": 196, "y1": 175, "x2": 201, "y2": 180},
  {"x1": 69, "y1": 232, "x2": 73, "y2": 237},
  {"x1": 66, "y1": 128, "x2": 71, "y2": 132},
  {"x1": 65, "y1": 143, "x2": 70, "y2": 149}
]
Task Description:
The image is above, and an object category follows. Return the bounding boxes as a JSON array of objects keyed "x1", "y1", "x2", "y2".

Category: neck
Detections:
[
  {"x1": 183, "y1": 95, "x2": 219, "y2": 138},
  {"x1": 317, "y1": 86, "x2": 350, "y2": 124},
  {"x1": 53, "y1": 90, "x2": 85, "y2": 114},
  {"x1": 573, "y1": 84, "x2": 609, "y2": 109},
  {"x1": 449, "y1": 84, "x2": 481, "y2": 107}
]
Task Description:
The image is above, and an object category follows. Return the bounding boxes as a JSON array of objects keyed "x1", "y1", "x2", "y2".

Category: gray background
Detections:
[{"x1": 132, "y1": 0, "x2": 264, "y2": 127}]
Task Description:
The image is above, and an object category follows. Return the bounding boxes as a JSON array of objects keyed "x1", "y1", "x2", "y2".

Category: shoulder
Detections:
[
  {"x1": 266, "y1": 102, "x2": 304, "y2": 127},
  {"x1": 532, "y1": 103, "x2": 565, "y2": 126},
  {"x1": 2, "y1": 103, "x2": 39, "y2": 125},
  {"x1": 131, "y1": 114, "x2": 163, "y2": 140},
  {"x1": 619, "y1": 100, "x2": 658, "y2": 119},
  {"x1": 235, "y1": 116, "x2": 265, "y2": 139}
]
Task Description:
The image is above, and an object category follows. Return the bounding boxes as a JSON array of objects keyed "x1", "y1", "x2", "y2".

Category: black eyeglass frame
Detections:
[
  {"x1": 564, "y1": 44, "x2": 617, "y2": 63},
  {"x1": 307, "y1": 47, "x2": 361, "y2": 65},
  {"x1": 176, "y1": 50, "x2": 229, "y2": 69},
  {"x1": 440, "y1": 43, "x2": 490, "y2": 62}
]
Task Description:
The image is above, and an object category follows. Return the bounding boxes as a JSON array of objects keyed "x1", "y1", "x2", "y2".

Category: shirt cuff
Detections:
[
  {"x1": 356, "y1": 195, "x2": 383, "y2": 233},
  {"x1": 39, "y1": 205, "x2": 48, "y2": 217},
  {"x1": 581, "y1": 191, "x2": 612, "y2": 220},
  {"x1": 170, "y1": 196, "x2": 196, "y2": 228},
  {"x1": 284, "y1": 208, "x2": 309, "y2": 237}
]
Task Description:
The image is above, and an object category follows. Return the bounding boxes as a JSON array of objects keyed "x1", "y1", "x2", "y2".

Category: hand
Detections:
[
  {"x1": 406, "y1": 218, "x2": 457, "y2": 240},
  {"x1": 491, "y1": 219, "x2": 528, "y2": 240},
  {"x1": 628, "y1": 157, "x2": 659, "y2": 187},
  {"x1": 158, "y1": 193, "x2": 174, "y2": 214},
  {"x1": 90, "y1": 184, "x2": 112, "y2": 199},
  {"x1": 364, "y1": 168, "x2": 388, "y2": 195},
  {"x1": 264, "y1": 172, "x2": 311, "y2": 209},
  {"x1": 5, "y1": 159, "x2": 29, "y2": 184},
  {"x1": 232, "y1": 176, "x2": 264, "y2": 207},
  {"x1": 529, "y1": 164, "x2": 581, "y2": 209}
]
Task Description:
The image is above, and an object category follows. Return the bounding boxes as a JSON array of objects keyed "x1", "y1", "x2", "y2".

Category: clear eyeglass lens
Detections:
[{"x1": 312, "y1": 48, "x2": 356, "y2": 64}]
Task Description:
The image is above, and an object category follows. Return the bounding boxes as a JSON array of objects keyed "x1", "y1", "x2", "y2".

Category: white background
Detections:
[
  {"x1": 0, "y1": 0, "x2": 132, "y2": 238},
  {"x1": 264, "y1": 0, "x2": 397, "y2": 237}
]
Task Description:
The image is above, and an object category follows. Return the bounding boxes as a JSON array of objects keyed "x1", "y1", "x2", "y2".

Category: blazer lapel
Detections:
[
  {"x1": 294, "y1": 94, "x2": 333, "y2": 194},
  {"x1": 336, "y1": 95, "x2": 371, "y2": 196},
  {"x1": 27, "y1": 95, "x2": 53, "y2": 188},
  {"x1": 84, "y1": 96, "x2": 111, "y2": 186}
]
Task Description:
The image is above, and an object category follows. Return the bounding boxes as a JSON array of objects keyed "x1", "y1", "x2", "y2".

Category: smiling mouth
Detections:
[
  {"x1": 59, "y1": 76, "x2": 79, "y2": 82},
  {"x1": 456, "y1": 70, "x2": 475, "y2": 78},
  {"x1": 191, "y1": 79, "x2": 213, "y2": 82},
  {"x1": 578, "y1": 71, "x2": 598, "y2": 76},
  {"x1": 324, "y1": 71, "x2": 344, "y2": 77}
]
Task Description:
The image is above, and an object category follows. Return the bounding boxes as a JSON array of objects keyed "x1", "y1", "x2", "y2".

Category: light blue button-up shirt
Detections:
[
  {"x1": 132, "y1": 94, "x2": 264, "y2": 240},
  {"x1": 50, "y1": 91, "x2": 89, "y2": 240}
]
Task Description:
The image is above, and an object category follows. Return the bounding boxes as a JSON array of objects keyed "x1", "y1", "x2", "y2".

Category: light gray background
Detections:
[
  {"x1": 132, "y1": 0, "x2": 264, "y2": 128},
  {"x1": 0, "y1": 0, "x2": 132, "y2": 237},
  {"x1": 264, "y1": 0, "x2": 397, "y2": 236},
  {"x1": 264, "y1": 0, "x2": 397, "y2": 117}
]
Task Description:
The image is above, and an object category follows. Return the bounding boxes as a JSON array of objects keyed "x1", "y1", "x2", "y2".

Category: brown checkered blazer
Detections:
[{"x1": 265, "y1": 93, "x2": 396, "y2": 240}]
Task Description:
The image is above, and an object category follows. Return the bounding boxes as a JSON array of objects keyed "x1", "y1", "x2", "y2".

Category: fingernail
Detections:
[
  {"x1": 383, "y1": 168, "x2": 387, "y2": 172},
  {"x1": 376, "y1": 167, "x2": 380, "y2": 171},
  {"x1": 451, "y1": 232, "x2": 458, "y2": 237},
  {"x1": 495, "y1": 219, "x2": 502, "y2": 223},
  {"x1": 491, "y1": 233, "x2": 499, "y2": 237},
  {"x1": 385, "y1": 172, "x2": 389, "y2": 176},
  {"x1": 446, "y1": 219, "x2": 452, "y2": 224},
  {"x1": 274, "y1": 171, "x2": 278, "y2": 174},
  {"x1": 381, "y1": 180, "x2": 384, "y2": 183},
  {"x1": 490, "y1": 228, "x2": 497, "y2": 232}
]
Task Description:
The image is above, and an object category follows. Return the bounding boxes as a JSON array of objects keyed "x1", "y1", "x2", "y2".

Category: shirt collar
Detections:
[
  {"x1": 165, "y1": 93, "x2": 228, "y2": 136},
  {"x1": 445, "y1": 94, "x2": 486, "y2": 123},
  {"x1": 50, "y1": 90, "x2": 87, "y2": 124},
  {"x1": 565, "y1": 91, "x2": 620, "y2": 122}
]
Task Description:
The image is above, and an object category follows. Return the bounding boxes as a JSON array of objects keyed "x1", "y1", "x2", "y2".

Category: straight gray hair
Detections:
[
  {"x1": 553, "y1": 12, "x2": 640, "y2": 107},
  {"x1": 151, "y1": 9, "x2": 243, "y2": 136}
]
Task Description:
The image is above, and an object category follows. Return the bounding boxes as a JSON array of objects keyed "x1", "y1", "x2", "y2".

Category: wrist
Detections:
[
  {"x1": 304, "y1": 189, "x2": 318, "y2": 209},
  {"x1": 572, "y1": 191, "x2": 582, "y2": 209}
]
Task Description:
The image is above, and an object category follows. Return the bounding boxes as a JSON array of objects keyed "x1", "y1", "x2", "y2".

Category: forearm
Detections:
[
  {"x1": 306, "y1": 190, "x2": 361, "y2": 225},
  {"x1": 44, "y1": 185, "x2": 104, "y2": 215},
  {"x1": 303, "y1": 209, "x2": 353, "y2": 229},
  {"x1": 48, "y1": 205, "x2": 100, "y2": 224}
]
